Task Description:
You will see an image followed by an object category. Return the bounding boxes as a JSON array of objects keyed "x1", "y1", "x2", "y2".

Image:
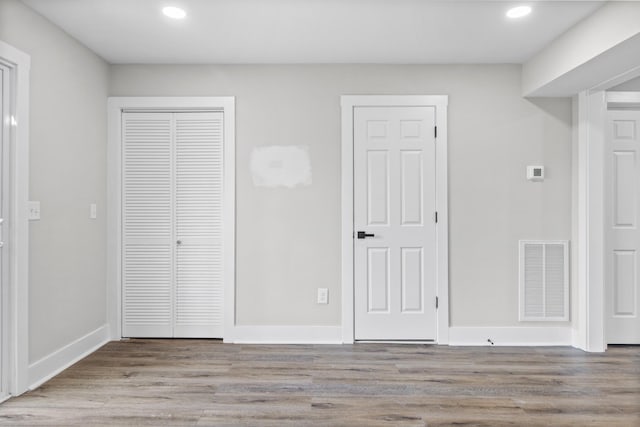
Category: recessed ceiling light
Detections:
[
  {"x1": 506, "y1": 5, "x2": 532, "y2": 19},
  {"x1": 162, "y1": 6, "x2": 186, "y2": 20}
]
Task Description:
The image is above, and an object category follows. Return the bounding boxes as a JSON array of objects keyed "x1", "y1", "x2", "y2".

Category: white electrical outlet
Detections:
[
  {"x1": 526, "y1": 165, "x2": 545, "y2": 181},
  {"x1": 317, "y1": 288, "x2": 329, "y2": 304},
  {"x1": 28, "y1": 201, "x2": 40, "y2": 221}
]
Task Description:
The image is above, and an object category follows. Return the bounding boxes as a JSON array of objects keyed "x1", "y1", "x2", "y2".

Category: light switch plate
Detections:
[
  {"x1": 317, "y1": 288, "x2": 329, "y2": 304},
  {"x1": 90, "y1": 203, "x2": 97, "y2": 219},
  {"x1": 28, "y1": 201, "x2": 40, "y2": 221}
]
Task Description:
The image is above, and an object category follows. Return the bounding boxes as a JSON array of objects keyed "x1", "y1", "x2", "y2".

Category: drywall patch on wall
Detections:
[{"x1": 250, "y1": 145, "x2": 312, "y2": 188}]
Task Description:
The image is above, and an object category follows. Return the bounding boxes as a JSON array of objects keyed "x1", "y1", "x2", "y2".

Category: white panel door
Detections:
[
  {"x1": 606, "y1": 109, "x2": 640, "y2": 344},
  {"x1": 174, "y1": 112, "x2": 224, "y2": 338},
  {"x1": 122, "y1": 113, "x2": 174, "y2": 338},
  {"x1": 354, "y1": 106, "x2": 437, "y2": 340},
  {"x1": 122, "y1": 112, "x2": 224, "y2": 338}
]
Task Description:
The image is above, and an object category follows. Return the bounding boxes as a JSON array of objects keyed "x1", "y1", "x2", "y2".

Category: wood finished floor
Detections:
[{"x1": 1, "y1": 340, "x2": 639, "y2": 426}]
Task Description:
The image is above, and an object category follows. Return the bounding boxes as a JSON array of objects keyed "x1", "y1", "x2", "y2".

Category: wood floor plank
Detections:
[{"x1": 0, "y1": 340, "x2": 638, "y2": 426}]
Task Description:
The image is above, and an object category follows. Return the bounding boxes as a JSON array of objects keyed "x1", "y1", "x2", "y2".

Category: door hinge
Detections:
[
  {"x1": 435, "y1": 211, "x2": 438, "y2": 223},
  {"x1": 436, "y1": 296, "x2": 439, "y2": 309},
  {"x1": 434, "y1": 126, "x2": 437, "y2": 139}
]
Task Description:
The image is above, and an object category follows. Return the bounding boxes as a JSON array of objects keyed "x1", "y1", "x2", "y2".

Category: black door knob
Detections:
[{"x1": 357, "y1": 231, "x2": 375, "y2": 239}]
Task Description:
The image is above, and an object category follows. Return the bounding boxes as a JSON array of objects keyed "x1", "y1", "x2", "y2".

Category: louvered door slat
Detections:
[
  {"x1": 122, "y1": 113, "x2": 173, "y2": 337},
  {"x1": 174, "y1": 112, "x2": 224, "y2": 338}
]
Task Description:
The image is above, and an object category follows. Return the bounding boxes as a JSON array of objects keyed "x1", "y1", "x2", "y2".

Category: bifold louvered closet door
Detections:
[{"x1": 123, "y1": 112, "x2": 224, "y2": 338}]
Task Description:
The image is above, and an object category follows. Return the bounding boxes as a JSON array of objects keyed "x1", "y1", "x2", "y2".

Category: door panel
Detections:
[
  {"x1": 613, "y1": 250, "x2": 636, "y2": 316},
  {"x1": 367, "y1": 151, "x2": 389, "y2": 225},
  {"x1": 606, "y1": 109, "x2": 640, "y2": 344},
  {"x1": 354, "y1": 106, "x2": 437, "y2": 340},
  {"x1": 613, "y1": 151, "x2": 636, "y2": 227},
  {"x1": 174, "y1": 112, "x2": 223, "y2": 338},
  {"x1": 368, "y1": 247, "x2": 390, "y2": 312},
  {"x1": 401, "y1": 151, "x2": 423, "y2": 225},
  {"x1": 122, "y1": 113, "x2": 173, "y2": 338},
  {"x1": 401, "y1": 247, "x2": 423, "y2": 312}
]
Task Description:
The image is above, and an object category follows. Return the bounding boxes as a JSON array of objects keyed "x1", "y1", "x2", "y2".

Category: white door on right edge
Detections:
[
  {"x1": 606, "y1": 109, "x2": 640, "y2": 344},
  {"x1": 353, "y1": 106, "x2": 437, "y2": 340},
  {"x1": 0, "y1": 65, "x2": 6, "y2": 397}
]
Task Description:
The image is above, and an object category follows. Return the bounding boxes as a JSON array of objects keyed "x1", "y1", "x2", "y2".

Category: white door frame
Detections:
[
  {"x1": 340, "y1": 95, "x2": 449, "y2": 344},
  {"x1": 0, "y1": 41, "x2": 30, "y2": 396},
  {"x1": 603, "y1": 94, "x2": 640, "y2": 344},
  {"x1": 574, "y1": 90, "x2": 606, "y2": 352},
  {"x1": 573, "y1": 60, "x2": 640, "y2": 352},
  {"x1": 575, "y1": 88, "x2": 640, "y2": 352},
  {"x1": 107, "y1": 97, "x2": 236, "y2": 342}
]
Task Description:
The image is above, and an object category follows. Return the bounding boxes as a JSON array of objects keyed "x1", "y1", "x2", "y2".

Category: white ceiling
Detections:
[{"x1": 21, "y1": 0, "x2": 605, "y2": 64}]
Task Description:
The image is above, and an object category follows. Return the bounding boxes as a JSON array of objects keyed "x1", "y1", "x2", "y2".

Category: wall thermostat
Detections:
[{"x1": 527, "y1": 166, "x2": 544, "y2": 181}]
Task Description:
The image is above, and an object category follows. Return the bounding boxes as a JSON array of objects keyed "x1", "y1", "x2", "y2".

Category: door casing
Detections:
[
  {"x1": 340, "y1": 95, "x2": 449, "y2": 344},
  {"x1": 107, "y1": 97, "x2": 236, "y2": 342},
  {"x1": 0, "y1": 64, "x2": 9, "y2": 399},
  {"x1": 0, "y1": 41, "x2": 30, "y2": 396}
]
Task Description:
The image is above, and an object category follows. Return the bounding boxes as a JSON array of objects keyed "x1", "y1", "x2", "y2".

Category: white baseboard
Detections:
[
  {"x1": 228, "y1": 325, "x2": 342, "y2": 344},
  {"x1": 448, "y1": 326, "x2": 572, "y2": 346},
  {"x1": 28, "y1": 324, "x2": 110, "y2": 390}
]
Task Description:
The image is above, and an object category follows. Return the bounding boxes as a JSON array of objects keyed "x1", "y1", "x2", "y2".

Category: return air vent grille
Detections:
[{"x1": 519, "y1": 240, "x2": 569, "y2": 321}]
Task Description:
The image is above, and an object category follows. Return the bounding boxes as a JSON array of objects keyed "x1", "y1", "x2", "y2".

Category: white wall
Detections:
[
  {"x1": 610, "y1": 76, "x2": 640, "y2": 91},
  {"x1": 110, "y1": 64, "x2": 572, "y2": 328},
  {"x1": 0, "y1": 0, "x2": 109, "y2": 363}
]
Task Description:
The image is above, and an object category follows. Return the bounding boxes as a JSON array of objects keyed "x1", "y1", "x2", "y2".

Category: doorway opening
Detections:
[
  {"x1": 340, "y1": 95, "x2": 449, "y2": 344},
  {"x1": 107, "y1": 97, "x2": 236, "y2": 342},
  {"x1": 605, "y1": 91, "x2": 640, "y2": 345}
]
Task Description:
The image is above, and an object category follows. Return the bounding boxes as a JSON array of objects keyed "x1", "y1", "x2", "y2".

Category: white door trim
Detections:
[
  {"x1": 107, "y1": 97, "x2": 236, "y2": 342},
  {"x1": 574, "y1": 90, "x2": 607, "y2": 352},
  {"x1": 0, "y1": 40, "x2": 30, "y2": 395},
  {"x1": 575, "y1": 89, "x2": 640, "y2": 352},
  {"x1": 340, "y1": 95, "x2": 449, "y2": 344}
]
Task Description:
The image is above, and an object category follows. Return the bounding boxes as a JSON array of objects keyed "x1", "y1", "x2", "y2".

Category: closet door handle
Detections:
[{"x1": 176, "y1": 240, "x2": 182, "y2": 245}]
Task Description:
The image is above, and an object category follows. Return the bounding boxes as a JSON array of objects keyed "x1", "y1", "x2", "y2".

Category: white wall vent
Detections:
[{"x1": 519, "y1": 240, "x2": 569, "y2": 321}]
